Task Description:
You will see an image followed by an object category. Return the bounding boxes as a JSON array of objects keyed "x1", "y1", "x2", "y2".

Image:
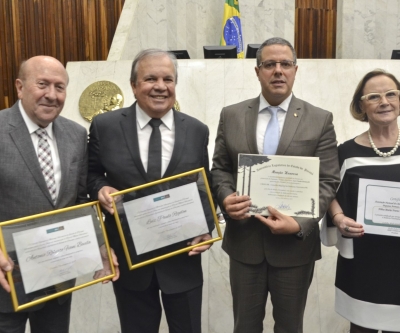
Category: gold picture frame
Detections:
[
  {"x1": 110, "y1": 168, "x2": 222, "y2": 270},
  {"x1": 0, "y1": 201, "x2": 115, "y2": 311}
]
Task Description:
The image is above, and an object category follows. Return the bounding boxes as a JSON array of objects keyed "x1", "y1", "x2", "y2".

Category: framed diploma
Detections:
[
  {"x1": 0, "y1": 201, "x2": 116, "y2": 311},
  {"x1": 110, "y1": 168, "x2": 222, "y2": 270},
  {"x1": 236, "y1": 154, "x2": 320, "y2": 217},
  {"x1": 357, "y1": 178, "x2": 400, "y2": 237}
]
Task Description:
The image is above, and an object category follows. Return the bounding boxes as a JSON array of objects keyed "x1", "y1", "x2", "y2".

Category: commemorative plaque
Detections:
[
  {"x1": 110, "y1": 168, "x2": 222, "y2": 270},
  {"x1": 357, "y1": 178, "x2": 400, "y2": 237},
  {"x1": 0, "y1": 202, "x2": 115, "y2": 311}
]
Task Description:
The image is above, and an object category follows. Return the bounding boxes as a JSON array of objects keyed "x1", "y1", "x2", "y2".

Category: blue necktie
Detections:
[{"x1": 263, "y1": 106, "x2": 280, "y2": 155}]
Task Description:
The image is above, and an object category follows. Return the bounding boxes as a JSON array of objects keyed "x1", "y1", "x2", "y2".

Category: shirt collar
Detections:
[
  {"x1": 19, "y1": 100, "x2": 54, "y2": 140},
  {"x1": 258, "y1": 93, "x2": 293, "y2": 113},
  {"x1": 136, "y1": 103, "x2": 174, "y2": 130}
]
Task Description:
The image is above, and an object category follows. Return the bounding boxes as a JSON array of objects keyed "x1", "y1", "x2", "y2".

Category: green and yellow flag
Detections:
[{"x1": 220, "y1": 0, "x2": 244, "y2": 58}]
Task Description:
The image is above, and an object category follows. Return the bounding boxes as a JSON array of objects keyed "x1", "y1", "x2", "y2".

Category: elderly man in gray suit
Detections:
[
  {"x1": 211, "y1": 37, "x2": 340, "y2": 332},
  {"x1": 0, "y1": 56, "x2": 88, "y2": 333}
]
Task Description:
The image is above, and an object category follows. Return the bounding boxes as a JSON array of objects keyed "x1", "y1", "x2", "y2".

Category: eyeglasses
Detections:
[
  {"x1": 360, "y1": 90, "x2": 400, "y2": 103},
  {"x1": 258, "y1": 60, "x2": 296, "y2": 70}
]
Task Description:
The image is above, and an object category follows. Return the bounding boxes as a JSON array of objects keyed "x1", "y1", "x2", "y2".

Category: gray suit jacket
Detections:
[
  {"x1": 211, "y1": 96, "x2": 340, "y2": 267},
  {"x1": 0, "y1": 102, "x2": 88, "y2": 312},
  {"x1": 87, "y1": 102, "x2": 213, "y2": 293}
]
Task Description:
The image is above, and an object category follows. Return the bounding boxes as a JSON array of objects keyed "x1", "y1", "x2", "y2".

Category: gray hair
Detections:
[
  {"x1": 130, "y1": 49, "x2": 178, "y2": 84},
  {"x1": 256, "y1": 37, "x2": 297, "y2": 67}
]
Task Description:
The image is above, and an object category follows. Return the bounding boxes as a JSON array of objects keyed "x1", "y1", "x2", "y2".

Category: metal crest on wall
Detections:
[
  {"x1": 173, "y1": 100, "x2": 181, "y2": 111},
  {"x1": 79, "y1": 81, "x2": 124, "y2": 122}
]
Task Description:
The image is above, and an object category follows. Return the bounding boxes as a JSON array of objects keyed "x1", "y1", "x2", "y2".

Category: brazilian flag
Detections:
[{"x1": 220, "y1": 0, "x2": 244, "y2": 58}]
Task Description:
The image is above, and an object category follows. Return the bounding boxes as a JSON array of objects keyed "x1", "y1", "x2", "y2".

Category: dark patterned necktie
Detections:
[
  {"x1": 36, "y1": 128, "x2": 57, "y2": 204},
  {"x1": 147, "y1": 118, "x2": 162, "y2": 181}
]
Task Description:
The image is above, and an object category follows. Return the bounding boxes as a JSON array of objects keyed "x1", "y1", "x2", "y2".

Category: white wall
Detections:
[
  {"x1": 64, "y1": 57, "x2": 400, "y2": 150},
  {"x1": 108, "y1": 0, "x2": 295, "y2": 61},
  {"x1": 109, "y1": 0, "x2": 400, "y2": 61},
  {"x1": 337, "y1": 0, "x2": 400, "y2": 59}
]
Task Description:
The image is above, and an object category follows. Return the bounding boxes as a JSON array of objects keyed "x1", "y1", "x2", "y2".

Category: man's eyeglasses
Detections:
[
  {"x1": 258, "y1": 60, "x2": 296, "y2": 70},
  {"x1": 360, "y1": 90, "x2": 400, "y2": 103}
]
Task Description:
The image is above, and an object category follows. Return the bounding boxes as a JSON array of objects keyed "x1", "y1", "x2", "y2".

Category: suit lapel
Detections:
[
  {"x1": 53, "y1": 119, "x2": 73, "y2": 207},
  {"x1": 245, "y1": 98, "x2": 260, "y2": 154},
  {"x1": 8, "y1": 104, "x2": 54, "y2": 204},
  {"x1": 120, "y1": 103, "x2": 148, "y2": 180},
  {"x1": 163, "y1": 110, "x2": 185, "y2": 177},
  {"x1": 277, "y1": 95, "x2": 302, "y2": 155}
]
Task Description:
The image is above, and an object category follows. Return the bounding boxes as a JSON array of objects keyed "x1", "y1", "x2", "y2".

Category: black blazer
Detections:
[{"x1": 87, "y1": 103, "x2": 212, "y2": 293}]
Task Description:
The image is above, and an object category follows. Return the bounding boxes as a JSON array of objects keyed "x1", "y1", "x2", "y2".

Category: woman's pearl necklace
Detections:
[{"x1": 368, "y1": 127, "x2": 400, "y2": 157}]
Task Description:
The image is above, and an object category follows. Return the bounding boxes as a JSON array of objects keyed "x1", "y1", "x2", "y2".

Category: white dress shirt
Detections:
[
  {"x1": 136, "y1": 104, "x2": 175, "y2": 175},
  {"x1": 256, "y1": 93, "x2": 293, "y2": 154},
  {"x1": 19, "y1": 100, "x2": 61, "y2": 199}
]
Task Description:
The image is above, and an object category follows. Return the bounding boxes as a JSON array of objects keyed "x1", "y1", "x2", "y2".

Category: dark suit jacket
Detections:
[
  {"x1": 87, "y1": 102, "x2": 212, "y2": 293},
  {"x1": 211, "y1": 96, "x2": 340, "y2": 267},
  {"x1": 0, "y1": 102, "x2": 88, "y2": 312}
]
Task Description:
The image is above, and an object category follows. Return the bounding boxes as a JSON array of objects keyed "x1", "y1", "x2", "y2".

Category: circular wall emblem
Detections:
[{"x1": 79, "y1": 81, "x2": 124, "y2": 122}]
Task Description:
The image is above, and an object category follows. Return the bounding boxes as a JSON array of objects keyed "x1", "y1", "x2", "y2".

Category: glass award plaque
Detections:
[
  {"x1": 0, "y1": 201, "x2": 115, "y2": 311},
  {"x1": 110, "y1": 168, "x2": 222, "y2": 270}
]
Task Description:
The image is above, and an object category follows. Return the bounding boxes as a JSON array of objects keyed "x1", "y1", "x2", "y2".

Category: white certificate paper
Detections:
[
  {"x1": 13, "y1": 215, "x2": 103, "y2": 293},
  {"x1": 357, "y1": 178, "x2": 400, "y2": 237},
  {"x1": 236, "y1": 154, "x2": 319, "y2": 217},
  {"x1": 123, "y1": 182, "x2": 209, "y2": 255}
]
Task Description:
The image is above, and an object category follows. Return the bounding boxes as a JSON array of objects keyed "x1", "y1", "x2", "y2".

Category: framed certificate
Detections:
[
  {"x1": 357, "y1": 178, "x2": 400, "y2": 237},
  {"x1": 0, "y1": 201, "x2": 115, "y2": 311},
  {"x1": 110, "y1": 168, "x2": 222, "y2": 270},
  {"x1": 236, "y1": 154, "x2": 320, "y2": 217}
]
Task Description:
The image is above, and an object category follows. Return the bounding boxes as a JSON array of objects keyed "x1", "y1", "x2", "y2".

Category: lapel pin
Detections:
[{"x1": 294, "y1": 113, "x2": 298, "y2": 117}]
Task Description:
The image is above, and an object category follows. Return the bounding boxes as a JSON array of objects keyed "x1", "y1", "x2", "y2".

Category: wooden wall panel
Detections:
[
  {"x1": 0, "y1": 0, "x2": 124, "y2": 110},
  {"x1": 295, "y1": 0, "x2": 337, "y2": 59}
]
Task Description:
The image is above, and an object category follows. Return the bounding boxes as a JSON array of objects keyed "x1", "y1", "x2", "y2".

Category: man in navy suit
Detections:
[{"x1": 87, "y1": 49, "x2": 213, "y2": 333}]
